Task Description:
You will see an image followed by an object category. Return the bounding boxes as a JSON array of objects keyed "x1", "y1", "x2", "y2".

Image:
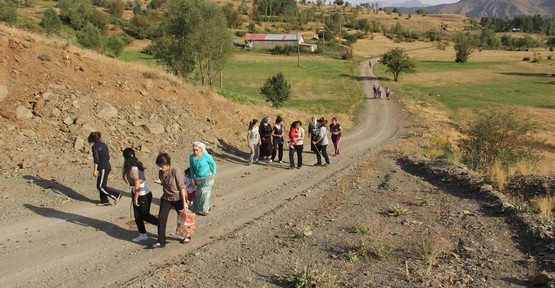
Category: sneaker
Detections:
[
  {"x1": 132, "y1": 233, "x2": 148, "y2": 242},
  {"x1": 279, "y1": 161, "x2": 283, "y2": 163},
  {"x1": 321, "y1": 163, "x2": 328, "y2": 167},
  {"x1": 288, "y1": 166, "x2": 294, "y2": 169},
  {"x1": 114, "y1": 194, "x2": 122, "y2": 205},
  {"x1": 314, "y1": 163, "x2": 321, "y2": 166},
  {"x1": 151, "y1": 242, "x2": 165, "y2": 248},
  {"x1": 268, "y1": 159, "x2": 273, "y2": 163}
]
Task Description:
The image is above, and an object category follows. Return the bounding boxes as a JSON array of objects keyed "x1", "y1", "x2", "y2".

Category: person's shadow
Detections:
[
  {"x1": 22, "y1": 175, "x2": 129, "y2": 204},
  {"x1": 24, "y1": 204, "x2": 131, "y2": 241}
]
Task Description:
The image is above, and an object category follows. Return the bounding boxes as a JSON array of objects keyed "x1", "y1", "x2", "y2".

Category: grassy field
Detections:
[
  {"x1": 375, "y1": 48, "x2": 555, "y2": 112},
  {"x1": 215, "y1": 51, "x2": 363, "y2": 116}
]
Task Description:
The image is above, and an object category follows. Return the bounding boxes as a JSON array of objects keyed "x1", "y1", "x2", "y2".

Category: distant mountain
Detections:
[
  {"x1": 379, "y1": 0, "x2": 428, "y2": 8},
  {"x1": 389, "y1": 0, "x2": 555, "y2": 18}
]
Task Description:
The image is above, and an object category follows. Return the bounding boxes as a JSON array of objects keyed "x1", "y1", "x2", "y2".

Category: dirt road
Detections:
[{"x1": 0, "y1": 59, "x2": 404, "y2": 287}]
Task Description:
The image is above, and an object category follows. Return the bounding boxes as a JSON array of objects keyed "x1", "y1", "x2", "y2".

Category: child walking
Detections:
[{"x1": 184, "y1": 168, "x2": 196, "y2": 208}]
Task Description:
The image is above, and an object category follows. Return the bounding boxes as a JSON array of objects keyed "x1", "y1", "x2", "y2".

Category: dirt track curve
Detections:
[{"x1": 0, "y1": 59, "x2": 405, "y2": 287}]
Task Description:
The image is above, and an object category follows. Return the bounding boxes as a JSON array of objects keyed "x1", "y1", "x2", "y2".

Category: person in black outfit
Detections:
[
  {"x1": 88, "y1": 132, "x2": 121, "y2": 206},
  {"x1": 271, "y1": 116, "x2": 285, "y2": 163}
]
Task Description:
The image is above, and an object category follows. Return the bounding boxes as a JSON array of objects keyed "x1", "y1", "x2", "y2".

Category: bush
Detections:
[
  {"x1": 522, "y1": 56, "x2": 531, "y2": 61},
  {"x1": 0, "y1": 1, "x2": 17, "y2": 25},
  {"x1": 271, "y1": 45, "x2": 295, "y2": 55},
  {"x1": 260, "y1": 72, "x2": 291, "y2": 108},
  {"x1": 458, "y1": 109, "x2": 541, "y2": 172},
  {"x1": 77, "y1": 23, "x2": 104, "y2": 51},
  {"x1": 40, "y1": 7, "x2": 63, "y2": 36},
  {"x1": 235, "y1": 31, "x2": 246, "y2": 37},
  {"x1": 106, "y1": 35, "x2": 126, "y2": 57}
]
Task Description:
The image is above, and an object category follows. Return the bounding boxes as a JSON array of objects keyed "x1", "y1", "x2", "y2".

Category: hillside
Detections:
[
  {"x1": 418, "y1": 0, "x2": 555, "y2": 18},
  {"x1": 1, "y1": 22, "x2": 555, "y2": 288}
]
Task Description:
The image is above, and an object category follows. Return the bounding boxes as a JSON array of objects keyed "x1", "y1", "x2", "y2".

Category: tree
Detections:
[
  {"x1": 379, "y1": 47, "x2": 416, "y2": 82},
  {"x1": 40, "y1": 7, "x2": 62, "y2": 36},
  {"x1": 150, "y1": 0, "x2": 233, "y2": 85},
  {"x1": 454, "y1": 32, "x2": 474, "y2": 63},
  {"x1": 260, "y1": 72, "x2": 292, "y2": 108}
]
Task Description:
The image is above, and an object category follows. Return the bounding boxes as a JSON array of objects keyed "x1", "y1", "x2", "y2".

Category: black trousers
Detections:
[
  {"x1": 271, "y1": 141, "x2": 283, "y2": 162},
  {"x1": 289, "y1": 144, "x2": 303, "y2": 168},
  {"x1": 315, "y1": 144, "x2": 330, "y2": 165},
  {"x1": 96, "y1": 168, "x2": 120, "y2": 203},
  {"x1": 133, "y1": 192, "x2": 158, "y2": 234},
  {"x1": 157, "y1": 198, "x2": 184, "y2": 244}
]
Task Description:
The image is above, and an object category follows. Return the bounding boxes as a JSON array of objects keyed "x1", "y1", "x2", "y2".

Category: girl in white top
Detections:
[
  {"x1": 247, "y1": 119, "x2": 260, "y2": 165},
  {"x1": 122, "y1": 148, "x2": 159, "y2": 243}
]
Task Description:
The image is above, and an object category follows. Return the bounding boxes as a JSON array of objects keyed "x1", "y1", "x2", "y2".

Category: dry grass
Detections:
[
  {"x1": 490, "y1": 161, "x2": 508, "y2": 191},
  {"x1": 530, "y1": 196, "x2": 555, "y2": 216}
]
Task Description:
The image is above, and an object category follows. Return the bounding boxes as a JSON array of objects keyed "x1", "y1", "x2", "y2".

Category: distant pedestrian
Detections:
[
  {"x1": 372, "y1": 84, "x2": 378, "y2": 98},
  {"x1": 122, "y1": 147, "x2": 158, "y2": 243},
  {"x1": 189, "y1": 141, "x2": 217, "y2": 216},
  {"x1": 152, "y1": 153, "x2": 186, "y2": 248},
  {"x1": 247, "y1": 119, "x2": 260, "y2": 165},
  {"x1": 88, "y1": 132, "x2": 121, "y2": 206},
  {"x1": 377, "y1": 86, "x2": 382, "y2": 98},
  {"x1": 288, "y1": 121, "x2": 304, "y2": 169},
  {"x1": 385, "y1": 87, "x2": 391, "y2": 100},
  {"x1": 271, "y1": 116, "x2": 285, "y2": 163},
  {"x1": 329, "y1": 118, "x2": 343, "y2": 156}
]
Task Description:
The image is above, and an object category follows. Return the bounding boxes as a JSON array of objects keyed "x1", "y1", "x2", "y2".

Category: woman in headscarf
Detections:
[
  {"x1": 258, "y1": 116, "x2": 273, "y2": 163},
  {"x1": 189, "y1": 141, "x2": 217, "y2": 216}
]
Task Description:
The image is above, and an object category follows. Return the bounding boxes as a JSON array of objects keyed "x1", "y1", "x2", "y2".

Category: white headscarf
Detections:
[{"x1": 192, "y1": 141, "x2": 206, "y2": 153}]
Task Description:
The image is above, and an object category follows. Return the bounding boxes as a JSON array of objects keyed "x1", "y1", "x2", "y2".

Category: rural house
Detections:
[{"x1": 243, "y1": 33, "x2": 317, "y2": 52}]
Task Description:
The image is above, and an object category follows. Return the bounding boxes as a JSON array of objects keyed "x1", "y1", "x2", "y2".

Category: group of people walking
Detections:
[
  {"x1": 372, "y1": 84, "x2": 391, "y2": 100},
  {"x1": 88, "y1": 132, "x2": 217, "y2": 248},
  {"x1": 87, "y1": 116, "x2": 343, "y2": 247},
  {"x1": 247, "y1": 115, "x2": 343, "y2": 169}
]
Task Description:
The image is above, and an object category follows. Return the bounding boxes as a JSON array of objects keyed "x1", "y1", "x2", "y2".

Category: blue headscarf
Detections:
[{"x1": 262, "y1": 116, "x2": 270, "y2": 123}]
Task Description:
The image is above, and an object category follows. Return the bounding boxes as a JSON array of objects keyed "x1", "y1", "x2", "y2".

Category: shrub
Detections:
[
  {"x1": 235, "y1": 31, "x2": 246, "y2": 37},
  {"x1": 458, "y1": 109, "x2": 541, "y2": 172},
  {"x1": 76, "y1": 23, "x2": 104, "y2": 51},
  {"x1": 260, "y1": 72, "x2": 291, "y2": 108},
  {"x1": 40, "y1": 7, "x2": 63, "y2": 36},
  {"x1": 38, "y1": 53, "x2": 51, "y2": 62},
  {"x1": 0, "y1": 1, "x2": 17, "y2": 25},
  {"x1": 106, "y1": 35, "x2": 126, "y2": 57},
  {"x1": 522, "y1": 56, "x2": 531, "y2": 61}
]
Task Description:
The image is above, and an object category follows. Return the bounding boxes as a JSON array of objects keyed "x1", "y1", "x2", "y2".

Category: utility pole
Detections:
[{"x1": 296, "y1": 32, "x2": 300, "y2": 67}]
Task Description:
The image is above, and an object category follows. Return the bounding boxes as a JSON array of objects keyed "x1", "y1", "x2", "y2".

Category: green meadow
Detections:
[
  {"x1": 214, "y1": 52, "x2": 363, "y2": 115},
  {"x1": 375, "y1": 57, "x2": 555, "y2": 112}
]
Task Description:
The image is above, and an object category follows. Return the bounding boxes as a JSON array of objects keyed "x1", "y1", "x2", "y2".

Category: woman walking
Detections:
[
  {"x1": 329, "y1": 117, "x2": 343, "y2": 156},
  {"x1": 152, "y1": 153, "x2": 186, "y2": 248},
  {"x1": 88, "y1": 132, "x2": 121, "y2": 206},
  {"x1": 189, "y1": 141, "x2": 217, "y2": 216},
  {"x1": 122, "y1": 148, "x2": 158, "y2": 243},
  {"x1": 247, "y1": 119, "x2": 260, "y2": 165},
  {"x1": 313, "y1": 117, "x2": 330, "y2": 166},
  {"x1": 258, "y1": 116, "x2": 273, "y2": 163},
  {"x1": 271, "y1": 116, "x2": 285, "y2": 163},
  {"x1": 288, "y1": 121, "x2": 304, "y2": 169}
]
